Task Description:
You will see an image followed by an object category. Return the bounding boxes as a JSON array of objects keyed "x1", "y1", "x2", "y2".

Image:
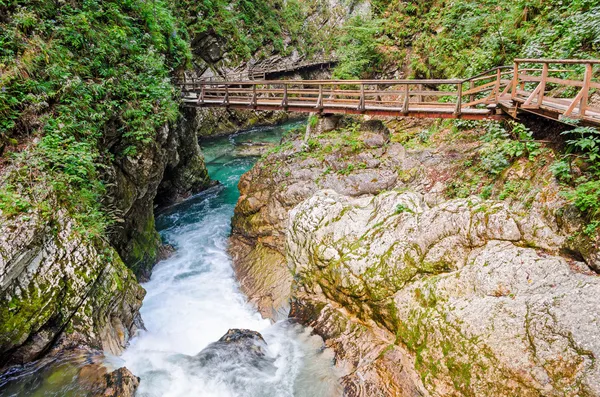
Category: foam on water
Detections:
[{"x1": 122, "y1": 121, "x2": 341, "y2": 396}]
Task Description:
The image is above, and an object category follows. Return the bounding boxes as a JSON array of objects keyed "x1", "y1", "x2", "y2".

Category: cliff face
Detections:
[
  {"x1": 0, "y1": 201, "x2": 144, "y2": 366},
  {"x1": 0, "y1": 0, "x2": 215, "y2": 370},
  {"x1": 230, "y1": 116, "x2": 600, "y2": 395},
  {"x1": 109, "y1": 109, "x2": 211, "y2": 281},
  {"x1": 0, "y1": 111, "x2": 211, "y2": 367}
]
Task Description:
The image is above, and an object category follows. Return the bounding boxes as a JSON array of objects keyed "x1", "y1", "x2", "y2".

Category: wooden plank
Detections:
[
  {"x1": 515, "y1": 58, "x2": 600, "y2": 65},
  {"x1": 580, "y1": 63, "x2": 593, "y2": 116}
]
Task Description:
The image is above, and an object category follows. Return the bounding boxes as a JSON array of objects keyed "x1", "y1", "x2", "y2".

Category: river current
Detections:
[
  {"x1": 122, "y1": 121, "x2": 340, "y2": 396},
  {"x1": 0, "y1": 121, "x2": 340, "y2": 396}
]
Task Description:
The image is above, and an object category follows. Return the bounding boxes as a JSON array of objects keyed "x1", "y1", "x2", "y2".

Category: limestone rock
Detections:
[
  {"x1": 0, "y1": 205, "x2": 145, "y2": 367},
  {"x1": 287, "y1": 189, "x2": 600, "y2": 396}
]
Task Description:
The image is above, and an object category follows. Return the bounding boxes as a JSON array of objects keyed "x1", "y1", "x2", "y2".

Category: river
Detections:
[
  {"x1": 0, "y1": 121, "x2": 340, "y2": 397},
  {"x1": 122, "y1": 121, "x2": 340, "y2": 396}
]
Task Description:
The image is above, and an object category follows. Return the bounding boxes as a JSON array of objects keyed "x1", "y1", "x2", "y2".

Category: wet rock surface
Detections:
[
  {"x1": 187, "y1": 329, "x2": 277, "y2": 395},
  {"x1": 0, "y1": 109, "x2": 211, "y2": 368},
  {"x1": 231, "y1": 117, "x2": 600, "y2": 396}
]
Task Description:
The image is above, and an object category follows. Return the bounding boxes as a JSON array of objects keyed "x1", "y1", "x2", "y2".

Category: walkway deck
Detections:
[{"x1": 178, "y1": 59, "x2": 600, "y2": 126}]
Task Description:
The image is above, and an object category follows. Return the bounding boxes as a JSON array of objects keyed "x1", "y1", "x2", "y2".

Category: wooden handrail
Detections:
[
  {"x1": 515, "y1": 59, "x2": 600, "y2": 65},
  {"x1": 178, "y1": 58, "x2": 600, "y2": 126}
]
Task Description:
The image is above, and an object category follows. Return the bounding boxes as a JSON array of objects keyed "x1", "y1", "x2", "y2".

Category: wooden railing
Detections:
[
  {"x1": 177, "y1": 59, "x2": 600, "y2": 125},
  {"x1": 511, "y1": 59, "x2": 600, "y2": 123}
]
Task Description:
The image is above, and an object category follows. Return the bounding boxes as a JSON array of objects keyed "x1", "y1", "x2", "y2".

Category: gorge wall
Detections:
[
  {"x1": 230, "y1": 116, "x2": 600, "y2": 396},
  {"x1": 0, "y1": 1, "x2": 212, "y2": 370}
]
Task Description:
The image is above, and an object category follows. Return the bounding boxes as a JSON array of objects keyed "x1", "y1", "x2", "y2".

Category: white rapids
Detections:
[{"x1": 121, "y1": 123, "x2": 341, "y2": 397}]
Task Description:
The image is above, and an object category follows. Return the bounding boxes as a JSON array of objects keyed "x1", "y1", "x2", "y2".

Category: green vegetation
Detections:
[
  {"x1": 333, "y1": 16, "x2": 384, "y2": 79},
  {"x1": 0, "y1": 0, "x2": 189, "y2": 238},
  {"x1": 335, "y1": 0, "x2": 600, "y2": 79},
  {"x1": 175, "y1": 0, "x2": 340, "y2": 66},
  {"x1": 443, "y1": 120, "x2": 543, "y2": 205},
  {"x1": 553, "y1": 126, "x2": 600, "y2": 235}
]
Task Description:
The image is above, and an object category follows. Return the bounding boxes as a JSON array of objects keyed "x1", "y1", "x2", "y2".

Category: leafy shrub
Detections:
[
  {"x1": 479, "y1": 122, "x2": 540, "y2": 176},
  {"x1": 0, "y1": 0, "x2": 190, "y2": 237}
]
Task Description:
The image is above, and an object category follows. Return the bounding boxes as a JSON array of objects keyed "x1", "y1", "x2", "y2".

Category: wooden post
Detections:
[
  {"x1": 469, "y1": 80, "x2": 475, "y2": 104},
  {"x1": 375, "y1": 84, "x2": 382, "y2": 103},
  {"x1": 251, "y1": 84, "x2": 257, "y2": 108},
  {"x1": 454, "y1": 82, "x2": 463, "y2": 116},
  {"x1": 580, "y1": 62, "x2": 593, "y2": 117},
  {"x1": 282, "y1": 84, "x2": 289, "y2": 109},
  {"x1": 316, "y1": 84, "x2": 323, "y2": 110},
  {"x1": 511, "y1": 61, "x2": 519, "y2": 99},
  {"x1": 199, "y1": 83, "x2": 205, "y2": 104},
  {"x1": 494, "y1": 68, "x2": 502, "y2": 101},
  {"x1": 223, "y1": 84, "x2": 229, "y2": 105},
  {"x1": 537, "y1": 62, "x2": 549, "y2": 108},
  {"x1": 417, "y1": 84, "x2": 423, "y2": 103},
  {"x1": 358, "y1": 83, "x2": 366, "y2": 111},
  {"x1": 402, "y1": 84, "x2": 410, "y2": 114}
]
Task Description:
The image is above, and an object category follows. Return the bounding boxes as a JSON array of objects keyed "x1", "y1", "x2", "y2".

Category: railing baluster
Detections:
[
  {"x1": 469, "y1": 80, "x2": 475, "y2": 104},
  {"x1": 494, "y1": 68, "x2": 502, "y2": 101},
  {"x1": 199, "y1": 83, "x2": 205, "y2": 104},
  {"x1": 251, "y1": 84, "x2": 257, "y2": 108},
  {"x1": 316, "y1": 84, "x2": 323, "y2": 110},
  {"x1": 223, "y1": 84, "x2": 229, "y2": 106},
  {"x1": 511, "y1": 61, "x2": 519, "y2": 99},
  {"x1": 454, "y1": 82, "x2": 463, "y2": 116},
  {"x1": 282, "y1": 84, "x2": 289, "y2": 109},
  {"x1": 580, "y1": 62, "x2": 593, "y2": 117},
  {"x1": 358, "y1": 83, "x2": 366, "y2": 112},
  {"x1": 403, "y1": 84, "x2": 410, "y2": 114}
]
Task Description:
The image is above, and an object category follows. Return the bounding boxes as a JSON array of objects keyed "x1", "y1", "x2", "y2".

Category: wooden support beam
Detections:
[
  {"x1": 523, "y1": 83, "x2": 543, "y2": 106},
  {"x1": 536, "y1": 63, "x2": 549, "y2": 108},
  {"x1": 564, "y1": 88, "x2": 586, "y2": 117},
  {"x1": 454, "y1": 82, "x2": 463, "y2": 116},
  {"x1": 402, "y1": 84, "x2": 410, "y2": 114},
  {"x1": 580, "y1": 63, "x2": 593, "y2": 117}
]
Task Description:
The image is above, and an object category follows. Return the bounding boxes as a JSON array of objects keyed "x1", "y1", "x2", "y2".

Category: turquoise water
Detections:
[
  {"x1": 0, "y1": 120, "x2": 341, "y2": 396},
  {"x1": 122, "y1": 120, "x2": 341, "y2": 396}
]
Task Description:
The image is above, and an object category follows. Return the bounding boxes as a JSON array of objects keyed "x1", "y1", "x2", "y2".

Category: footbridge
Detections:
[{"x1": 178, "y1": 59, "x2": 600, "y2": 126}]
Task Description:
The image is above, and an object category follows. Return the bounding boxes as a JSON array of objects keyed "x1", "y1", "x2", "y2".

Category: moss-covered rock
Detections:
[
  {"x1": 288, "y1": 189, "x2": 600, "y2": 396},
  {"x1": 0, "y1": 201, "x2": 144, "y2": 367}
]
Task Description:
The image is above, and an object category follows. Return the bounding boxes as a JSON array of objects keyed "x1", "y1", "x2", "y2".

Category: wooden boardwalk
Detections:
[{"x1": 178, "y1": 59, "x2": 600, "y2": 126}]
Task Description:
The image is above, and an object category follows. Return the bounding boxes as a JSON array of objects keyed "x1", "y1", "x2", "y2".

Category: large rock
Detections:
[
  {"x1": 230, "y1": 121, "x2": 403, "y2": 319},
  {"x1": 0, "y1": 205, "x2": 144, "y2": 367},
  {"x1": 287, "y1": 189, "x2": 600, "y2": 396},
  {"x1": 107, "y1": 110, "x2": 211, "y2": 281}
]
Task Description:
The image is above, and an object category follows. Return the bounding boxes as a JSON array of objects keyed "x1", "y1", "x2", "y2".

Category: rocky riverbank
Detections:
[
  {"x1": 230, "y1": 116, "x2": 600, "y2": 396},
  {"x1": 0, "y1": 108, "x2": 211, "y2": 369}
]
